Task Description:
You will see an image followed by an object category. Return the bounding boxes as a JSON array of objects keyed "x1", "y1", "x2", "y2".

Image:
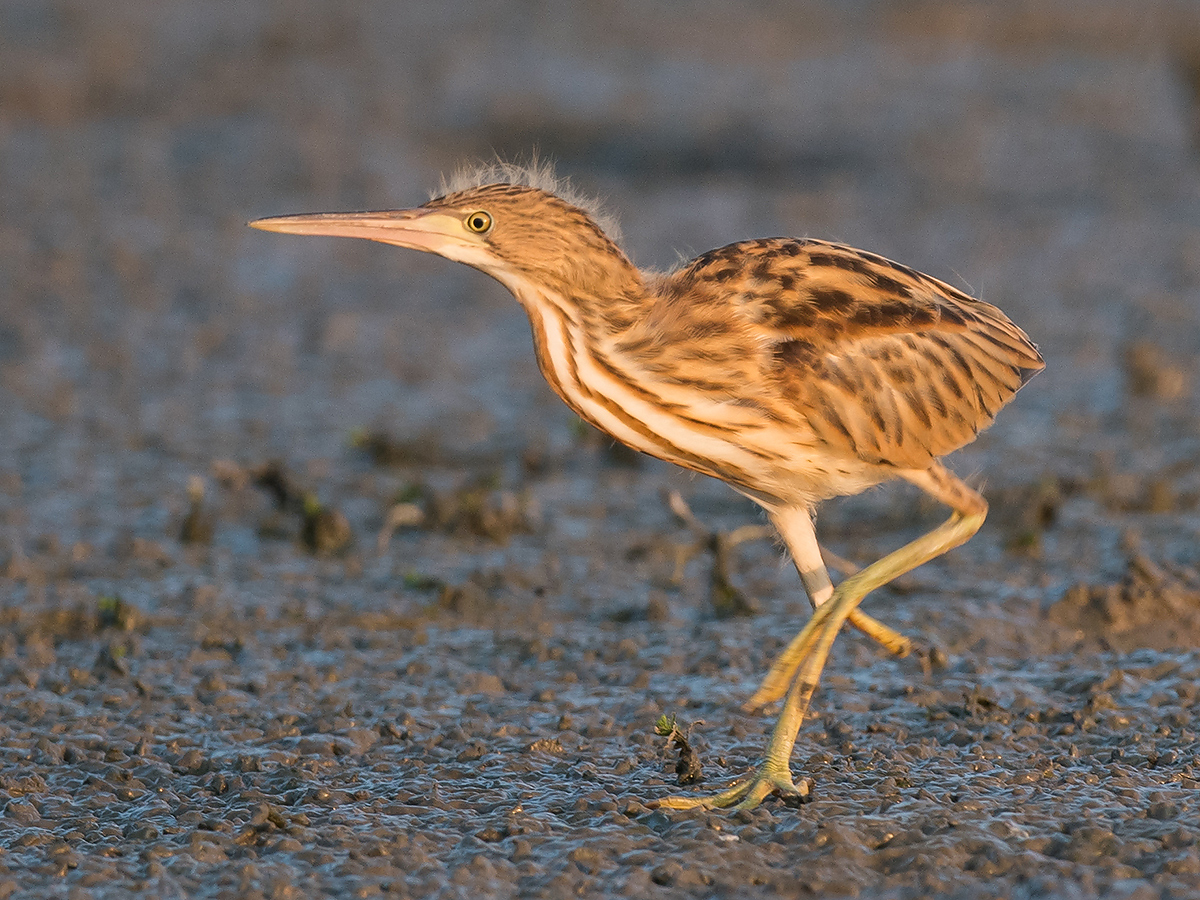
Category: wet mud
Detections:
[{"x1": 4, "y1": 2, "x2": 1200, "y2": 897}]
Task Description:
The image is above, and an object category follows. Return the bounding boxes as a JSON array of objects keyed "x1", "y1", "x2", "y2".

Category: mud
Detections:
[{"x1": 4, "y1": 1, "x2": 1200, "y2": 897}]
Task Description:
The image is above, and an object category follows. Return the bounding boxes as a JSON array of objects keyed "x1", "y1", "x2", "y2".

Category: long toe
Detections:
[{"x1": 653, "y1": 762, "x2": 811, "y2": 812}]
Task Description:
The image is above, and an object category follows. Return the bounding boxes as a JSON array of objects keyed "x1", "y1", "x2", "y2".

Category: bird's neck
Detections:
[
  {"x1": 492, "y1": 263, "x2": 650, "y2": 424},
  {"x1": 495, "y1": 262, "x2": 650, "y2": 332}
]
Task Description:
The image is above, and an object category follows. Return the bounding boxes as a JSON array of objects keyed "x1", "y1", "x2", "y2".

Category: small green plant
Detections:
[
  {"x1": 96, "y1": 595, "x2": 138, "y2": 631},
  {"x1": 402, "y1": 571, "x2": 442, "y2": 591},
  {"x1": 655, "y1": 713, "x2": 703, "y2": 785}
]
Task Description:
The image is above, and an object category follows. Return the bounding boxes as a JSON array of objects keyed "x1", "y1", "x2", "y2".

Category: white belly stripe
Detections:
[{"x1": 529, "y1": 300, "x2": 766, "y2": 475}]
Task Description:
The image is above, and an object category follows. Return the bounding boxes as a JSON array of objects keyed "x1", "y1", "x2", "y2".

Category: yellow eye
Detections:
[{"x1": 465, "y1": 211, "x2": 493, "y2": 233}]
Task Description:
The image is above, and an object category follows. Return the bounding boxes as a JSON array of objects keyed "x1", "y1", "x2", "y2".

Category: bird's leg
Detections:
[
  {"x1": 770, "y1": 505, "x2": 913, "y2": 665},
  {"x1": 655, "y1": 465, "x2": 986, "y2": 811},
  {"x1": 749, "y1": 466, "x2": 985, "y2": 708}
]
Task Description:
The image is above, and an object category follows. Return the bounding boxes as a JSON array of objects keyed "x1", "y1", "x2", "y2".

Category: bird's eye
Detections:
[{"x1": 465, "y1": 211, "x2": 493, "y2": 233}]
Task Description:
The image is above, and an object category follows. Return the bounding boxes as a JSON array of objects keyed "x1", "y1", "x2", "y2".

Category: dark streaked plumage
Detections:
[{"x1": 250, "y1": 164, "x2": 1043, "y2": 811}]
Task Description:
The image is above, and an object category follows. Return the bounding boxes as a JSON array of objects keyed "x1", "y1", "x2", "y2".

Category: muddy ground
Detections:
[{"x1": 4, "y1": 1, "x2": 1200, "y2": 897}]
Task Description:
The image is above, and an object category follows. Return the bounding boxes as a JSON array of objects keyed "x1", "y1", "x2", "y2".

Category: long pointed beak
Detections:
[{"x1": 249, "y1": 207, "x2": 474, "y2": 256}]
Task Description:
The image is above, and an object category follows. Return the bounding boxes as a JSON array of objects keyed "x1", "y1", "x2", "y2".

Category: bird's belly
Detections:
[
  {"x1": 526, "y1": 302, "x2": 889, "y2": 506},
  {"x1": 756, "y1": 449, "x2": 888, "y2": 506},
  {"x1": 617, "y1": 412, "x2": 888, "y2": 508}
]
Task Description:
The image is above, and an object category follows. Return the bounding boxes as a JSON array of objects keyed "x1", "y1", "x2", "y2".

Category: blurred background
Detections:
[
  {"x1": 6, "y1": 3, "x2": 1200, "y2": 895},
  {"x1": 2, "y1": 0, "x2": 1200, "y2": 603}
]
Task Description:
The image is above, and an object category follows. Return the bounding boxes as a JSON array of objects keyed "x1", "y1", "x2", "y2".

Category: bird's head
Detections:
[{"x1": 251, "y1": 179, "x2": 640, "y2": 303}]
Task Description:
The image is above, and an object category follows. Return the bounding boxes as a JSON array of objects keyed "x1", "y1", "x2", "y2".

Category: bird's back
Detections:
[{"x1": 629, "y1": 238, "x2": 1043, "y2": 489}]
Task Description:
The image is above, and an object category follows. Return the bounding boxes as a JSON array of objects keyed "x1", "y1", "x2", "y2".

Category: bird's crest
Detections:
[{"x1": 435, "y1": 156, "x2": 623, "y2": 244}]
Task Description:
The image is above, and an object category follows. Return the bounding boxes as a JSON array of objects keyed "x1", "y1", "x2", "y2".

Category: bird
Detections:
[{"x1": 250, "y1": 161, "x2": 1044, "y2": 811}]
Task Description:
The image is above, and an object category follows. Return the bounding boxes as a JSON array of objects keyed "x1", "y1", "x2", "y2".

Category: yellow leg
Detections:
[
  {"x1": 655, "y1": 506, "x2": 986, "y2": 811},
  {"x1": 753, "y1": 466, "x2": 987, "y2": 708},
  {"x1": 769, "y1": 505, "x2": 913, "y2": 662},
  {"x1": 847, "y1": 609, "x2": 913, "y2": 656}
]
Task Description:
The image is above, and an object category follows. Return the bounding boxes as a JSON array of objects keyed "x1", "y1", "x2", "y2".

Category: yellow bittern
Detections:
[{"x1": 251, "y1": 163, "x2": 1043, "y2": 810}]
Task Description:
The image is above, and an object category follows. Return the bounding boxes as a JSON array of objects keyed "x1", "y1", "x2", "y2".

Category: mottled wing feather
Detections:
[{"x1": 678, "y1": 238, "x2": 1044, "y2": 469}]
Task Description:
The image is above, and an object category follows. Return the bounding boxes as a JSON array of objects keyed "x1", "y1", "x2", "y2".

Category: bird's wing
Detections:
[{"x1": 677, "y1": 239, "x2": 1045, "y2": 469}]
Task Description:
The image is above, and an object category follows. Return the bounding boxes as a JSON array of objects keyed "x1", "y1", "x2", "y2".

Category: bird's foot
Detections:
[{"x1": 651, "y1": 760, "x2": 812, "y2": 812}]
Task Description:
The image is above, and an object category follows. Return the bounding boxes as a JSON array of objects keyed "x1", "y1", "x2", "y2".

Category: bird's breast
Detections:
[{"x1": 516, "y1": 291, "x2": 885, "y2": 506}]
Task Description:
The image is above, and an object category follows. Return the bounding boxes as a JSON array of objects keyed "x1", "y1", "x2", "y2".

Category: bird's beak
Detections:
[{"x1": 249, "y1": 207, "x2": 474, "y2": 257}]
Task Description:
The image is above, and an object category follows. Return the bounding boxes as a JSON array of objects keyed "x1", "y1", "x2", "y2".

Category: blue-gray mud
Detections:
[{"x1": 3, "y1": 2, "x2": 1200, "y2": 897}]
